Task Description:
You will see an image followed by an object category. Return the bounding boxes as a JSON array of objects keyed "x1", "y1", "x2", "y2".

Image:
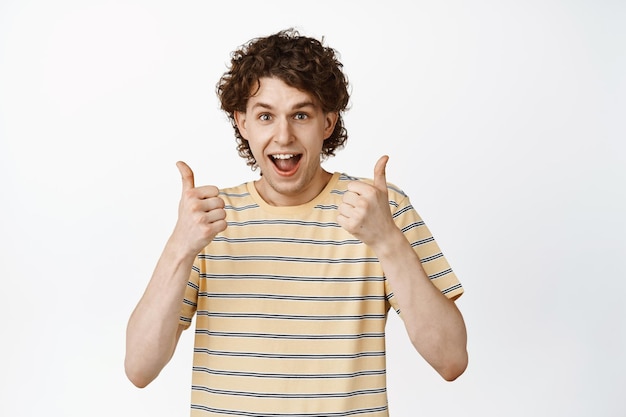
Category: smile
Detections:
[{"x1": 270, "y1": 153, "x2": 302, "y2": 175}]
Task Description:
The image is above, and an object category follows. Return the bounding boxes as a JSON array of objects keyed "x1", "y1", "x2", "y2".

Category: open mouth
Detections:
[{"x1": 270, "y1": 153, "x2": 302, "y2": 174}]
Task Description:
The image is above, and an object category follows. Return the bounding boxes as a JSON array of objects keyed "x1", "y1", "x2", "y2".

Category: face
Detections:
[{"x1": 234, "y1": 77, "x2": 338, "y2": 207}]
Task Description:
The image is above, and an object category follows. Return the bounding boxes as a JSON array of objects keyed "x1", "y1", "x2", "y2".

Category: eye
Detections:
[
  {"x1": 259, "y1": 113, "x2": 271, "y2": 121},
  {"x1": 294, "y1": 112, "x2": 308, "y2": 120}
]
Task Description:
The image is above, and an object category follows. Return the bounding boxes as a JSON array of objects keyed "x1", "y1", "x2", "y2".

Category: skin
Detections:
[
  {"x1": 124, "y1": 161, "x2": 227, "y2": 388},
  {"x1": 234, "y1": 77, "x2": 338, "y2": 206},
  {"x1": 337, "y1": 155, "x2": 468, "y2": 381},
  {"x1": 124, "y1": 76, "x2": 467, "y2": 388}
]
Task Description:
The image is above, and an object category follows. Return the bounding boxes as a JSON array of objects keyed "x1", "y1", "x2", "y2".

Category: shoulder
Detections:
[
  {"x1": 219, "y1": 182, "x2": 249, "y2": 196},
  {"x1": 219, "y1": 182, "x2": 255, "y2": 206}
]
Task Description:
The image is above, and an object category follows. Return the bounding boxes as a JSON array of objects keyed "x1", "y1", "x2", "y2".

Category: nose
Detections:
[{"x1": 274, "y1": 118, "x2": 293, "y2": 145}]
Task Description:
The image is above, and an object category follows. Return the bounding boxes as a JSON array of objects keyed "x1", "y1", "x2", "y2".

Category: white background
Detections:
[{"x1": 1, "y1": 1, "x2": 625, "y2": 416}]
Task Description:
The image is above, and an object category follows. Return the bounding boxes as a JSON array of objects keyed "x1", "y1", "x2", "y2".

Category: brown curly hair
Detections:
[{"x1": 216, "y1": 28, "x2": 350, "y2": 168}]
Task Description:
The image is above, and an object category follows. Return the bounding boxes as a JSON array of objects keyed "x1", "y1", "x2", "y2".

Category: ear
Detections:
[
  {"x1": 323, "y1": 112, "x2": 339, "y2": 139},
  {"x1": 234, "y1": 111, "x2": 248, "y2": 139}
]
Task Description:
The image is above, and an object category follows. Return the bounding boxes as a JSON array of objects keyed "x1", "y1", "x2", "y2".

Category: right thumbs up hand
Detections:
[{"x1": 170, "y1": 161, "x2": 227, "y2": 257}]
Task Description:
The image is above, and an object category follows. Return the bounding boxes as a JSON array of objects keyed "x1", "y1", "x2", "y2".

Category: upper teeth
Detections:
[{"x1": 272, "y1": 154, "x2": 295, "y2": 160}]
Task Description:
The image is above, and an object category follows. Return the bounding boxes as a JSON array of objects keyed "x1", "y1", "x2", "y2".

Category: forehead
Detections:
[{"x1": 246, "y1": 77, "x2": 319, "y2": 110}]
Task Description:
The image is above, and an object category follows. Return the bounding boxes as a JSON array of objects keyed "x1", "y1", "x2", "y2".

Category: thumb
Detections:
[
  {"x1": 373, "y1": 155, "x2": 389, "y2": 191},
  {"x1": 176, "y1": 161, "x2": 195, "y2": 191}
]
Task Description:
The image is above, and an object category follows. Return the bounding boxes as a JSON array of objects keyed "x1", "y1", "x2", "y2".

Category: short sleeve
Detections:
[
  {"x1": 179, "y1": 256, "x2": 200, "y2": 329},
  {"x1": 384, "y1": 189, "x2": 463, "y2": 314}
]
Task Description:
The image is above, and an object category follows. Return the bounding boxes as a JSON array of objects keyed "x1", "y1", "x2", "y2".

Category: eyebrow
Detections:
[{"x1": 250, "y1": 100, "x2": 316, "y2": 112}]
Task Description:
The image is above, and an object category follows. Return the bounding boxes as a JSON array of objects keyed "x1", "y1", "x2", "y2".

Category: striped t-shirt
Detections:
[{"x1": 180, "y1": 172, "x2": 463, "y2": 416}]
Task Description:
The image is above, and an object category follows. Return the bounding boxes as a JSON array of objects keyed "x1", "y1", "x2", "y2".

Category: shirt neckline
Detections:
[{"x1": 246, "y1": 172, "x2": 341, "y2": 216}]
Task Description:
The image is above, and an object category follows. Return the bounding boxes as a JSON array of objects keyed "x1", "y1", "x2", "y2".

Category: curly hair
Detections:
[{"x1": 216, "y1": 28, "x2": 350, "y2": 168}]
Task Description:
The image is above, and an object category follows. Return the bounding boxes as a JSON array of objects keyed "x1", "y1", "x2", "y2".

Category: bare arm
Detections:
[
  {"x1": 124, "y1": 161, "x2": 227, "y2": 388},
  {"x1": 124, "y1": 243, "x2": 197, "y2": 388},
  {"x1": 370, "y1": 228, "x2": 468, "y2": 381},
  {"x1": 337, "y1": 156, "x2": 468, "y2": 381}
]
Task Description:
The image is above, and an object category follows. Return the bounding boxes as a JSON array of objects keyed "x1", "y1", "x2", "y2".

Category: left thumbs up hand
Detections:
[{"x1": 337, "y1": 155, "x2": 398, "y2": 248}]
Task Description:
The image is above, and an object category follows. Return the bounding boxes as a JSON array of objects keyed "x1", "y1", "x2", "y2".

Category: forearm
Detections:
[
  {"x1": 374, "y1": 230, "x2": 468, "y2": 381},
  {"x1": 124, "y1": 239, "x2": 195, "y2": 387}
]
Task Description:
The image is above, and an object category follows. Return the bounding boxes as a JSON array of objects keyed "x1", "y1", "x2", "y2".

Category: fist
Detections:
[
  {"x1": 337, "y1": 155, "x2": 396, "y2": 248},
  {"x1": 171, "y1": 161, "x2": 227, "y2": 256}
]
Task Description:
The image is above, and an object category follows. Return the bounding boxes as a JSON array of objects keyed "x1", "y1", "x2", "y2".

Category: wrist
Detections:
[
  {"x1": 164, "y1": 233, "x2": 201, "y2": 265},
  {"x1": 370, "y1": 228, "x2": 409, "y2": 260}
]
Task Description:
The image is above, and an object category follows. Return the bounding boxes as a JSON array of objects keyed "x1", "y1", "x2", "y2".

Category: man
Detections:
[{"x1": 125, "y1": 28, "x2": 468, "y2": 416}]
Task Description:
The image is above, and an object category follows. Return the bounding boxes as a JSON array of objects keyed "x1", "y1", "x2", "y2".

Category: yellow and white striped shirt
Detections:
[{"x1": 180, "y1": 172, "x2": 463, "y2": 416}]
